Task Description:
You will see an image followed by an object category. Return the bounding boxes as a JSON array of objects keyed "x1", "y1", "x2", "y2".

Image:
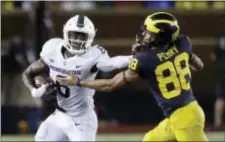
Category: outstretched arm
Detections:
[
  {"x1": 56, "y1": 69, "x2": 140, "y2": 92},
  {"x1": 56, "y1": 55, "x2": 144, "y2": 92},
  {"x1": 96, "y1": 55, "x2": 132, "y2": 72}
]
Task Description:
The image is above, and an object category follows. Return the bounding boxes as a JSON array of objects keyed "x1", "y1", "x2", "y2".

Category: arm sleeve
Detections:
[
  {"x1": 128, "y1": 53, "x2": 146, "y2": 78},
  {"x1": 96, "y1": 55, "x2": 132, "y2": 72},
  {"x1": 177, "y1": 35, "x2": 193, "y2": 62}
]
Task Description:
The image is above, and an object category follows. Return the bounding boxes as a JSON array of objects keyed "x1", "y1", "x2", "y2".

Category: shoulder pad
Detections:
[
  {"x1": 90, "y1": 44, "x2": 108, "y2": 56},
  {"x1": 175, "y1": 35, "x2": 192, "y2": 48},
  {"x1": 177, "y1": 35, "x2": 192, "y2": 45},
  {"x1": 40, "y1": 38, "x2": 63, "y2": 59},
  {"x1": 135, "y1": 52, "x2": 149, "y2": 60}
]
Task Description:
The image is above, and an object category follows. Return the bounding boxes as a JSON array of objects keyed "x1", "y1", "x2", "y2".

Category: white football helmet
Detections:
[{"x1": 63, "y1": 15, "x2": 96, "y2": 55}]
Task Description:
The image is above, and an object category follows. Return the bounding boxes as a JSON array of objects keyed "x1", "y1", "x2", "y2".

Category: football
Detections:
[
  {"x1": 34, "y1": 74, "x2": 57, "y2": 101},
  {"x1": 34, "y1": 74, "x2": 54, "y2": 87}
]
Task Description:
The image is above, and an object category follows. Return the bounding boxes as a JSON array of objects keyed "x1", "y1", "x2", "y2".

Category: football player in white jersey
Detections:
[{"x1": 22, "y1": 14, "x2": 132, "y2": 141}]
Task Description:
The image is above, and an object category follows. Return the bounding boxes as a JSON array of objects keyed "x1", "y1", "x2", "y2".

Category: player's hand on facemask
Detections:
[
  {"x1": 131, "y1": 42, "x2": 147, "y2": 55},
  {"x1": 132, "y1": 43, "x2": 140, "y2": 54},
  {"x1": 56, "y1": 75, "x2": 80, "y2": 86},
  {"x1": 31, "y1": 84, "x2": 50, "y2": 98}
]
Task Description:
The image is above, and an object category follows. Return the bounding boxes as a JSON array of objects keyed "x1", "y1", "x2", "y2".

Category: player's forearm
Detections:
[
  {"x1": 22, "y1": 70, "x2": 37, "y2": 91},
  {"x1": 80, "y1": 79, "x2": 113, "y2": 92},
  {"x1": 97, "y1": 55, "x2": 132, "y2": 72},
  {"x1": 79, "y1": 72, "x2": 125, "y2": 92},
  {"x1": 22, "y1": 59, "x2": 48, "y2": 90},
  {"x1": 190, "y1": 53, "x2": 204, "y2": 71}
]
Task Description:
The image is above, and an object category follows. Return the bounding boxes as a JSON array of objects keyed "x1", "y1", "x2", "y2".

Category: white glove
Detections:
[{"x1": 31, "y1": 84, "x2": 49, "y2": 98}]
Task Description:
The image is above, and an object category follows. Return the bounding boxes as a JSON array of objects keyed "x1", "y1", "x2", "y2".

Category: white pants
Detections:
[{"x1": 35, "y1": 109, "x2": 98, "y2": 141}]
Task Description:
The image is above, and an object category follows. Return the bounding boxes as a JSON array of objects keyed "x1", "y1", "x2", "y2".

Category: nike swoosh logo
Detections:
[
  {"x1": 75, "y1": 123, "x2": 81, "y2": 126},
  {"x1": 76, "y1": 65, "x2": 82, "y2": 68}
]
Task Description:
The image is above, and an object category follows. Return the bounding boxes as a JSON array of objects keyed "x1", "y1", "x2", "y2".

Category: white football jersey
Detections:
[{"x1": 40, "y1": 38, "x2": 109, "y2": 117}]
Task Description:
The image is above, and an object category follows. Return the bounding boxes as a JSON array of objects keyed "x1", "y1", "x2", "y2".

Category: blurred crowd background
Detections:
[
  {"x1": 1, "y1": 1, "x2": 225, "y2": 135},
  {"x1": 2, "y1": 1, "x2": 225, "y2": 10}
]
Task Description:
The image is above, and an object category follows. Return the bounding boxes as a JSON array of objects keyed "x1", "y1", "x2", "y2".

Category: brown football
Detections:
[
  {"x1": 34, "y1": 74, "x2": 57, "y2": 101},
  {"x1": 34, "y1": 74, "x2": 54, "y2": 87}
]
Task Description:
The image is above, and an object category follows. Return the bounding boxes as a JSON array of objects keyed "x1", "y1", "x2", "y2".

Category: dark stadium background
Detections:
[{"x1": 1, "y1": 1, "x2": 225, "y2": 141}]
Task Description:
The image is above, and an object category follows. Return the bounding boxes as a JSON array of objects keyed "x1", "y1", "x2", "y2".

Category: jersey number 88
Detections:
[{"x1": 155, "y1": 52, "x2": 191, "y2": 99}]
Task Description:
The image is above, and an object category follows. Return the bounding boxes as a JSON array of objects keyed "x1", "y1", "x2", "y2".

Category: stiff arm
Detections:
[
  {"x1": 79, "y1": 63, "x2": 140, "y2": 92},
  {"x1": 96, "y1": 55, "x2": 132, "y2": 72}
]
